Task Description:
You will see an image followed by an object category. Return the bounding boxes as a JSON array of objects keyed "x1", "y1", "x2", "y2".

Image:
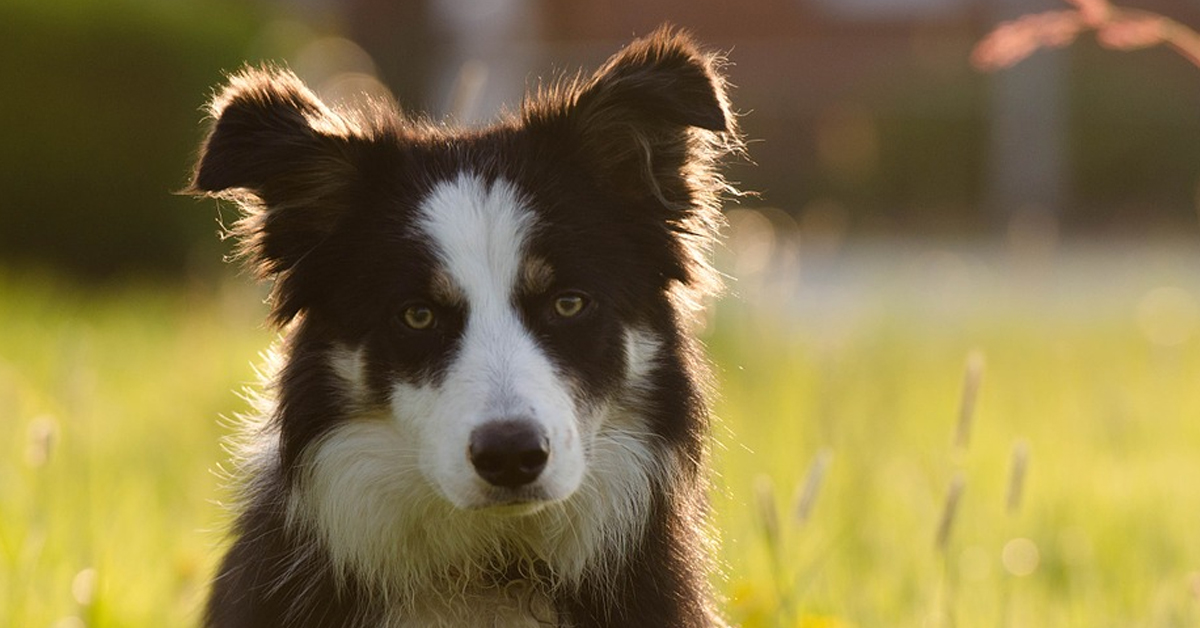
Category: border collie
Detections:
[{"x1": 189, "y1": 27, "x2": 740, "y2": 628}]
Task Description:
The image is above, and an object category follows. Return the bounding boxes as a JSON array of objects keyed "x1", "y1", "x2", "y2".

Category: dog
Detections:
[{"x1": 189, "y1": 27, "x2": 740, "y2": 628}]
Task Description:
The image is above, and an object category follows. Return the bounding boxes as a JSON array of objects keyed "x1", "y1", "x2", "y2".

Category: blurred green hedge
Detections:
[{"x1": 0, "y1": 0, "x2": 268, "y2": 279}]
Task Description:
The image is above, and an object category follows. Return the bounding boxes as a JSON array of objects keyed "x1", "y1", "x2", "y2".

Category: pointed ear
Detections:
[
  {"x1": 530, "y1": 28, "x2": 739, "y2": 303},
  {"x1": 551, "y1": 27, "x2": 737, "y2": 201},
  {"x1": 188, "y1": 66, "x2": 364, "y2": 281},
  {"x1": 578, "y1": 27, "x2": 731, "y2": 134}
]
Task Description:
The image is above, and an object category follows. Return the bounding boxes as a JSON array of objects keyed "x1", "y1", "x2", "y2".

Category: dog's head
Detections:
[{"x1": 191, "y1": 28, "x2": 735, "y2": 555}]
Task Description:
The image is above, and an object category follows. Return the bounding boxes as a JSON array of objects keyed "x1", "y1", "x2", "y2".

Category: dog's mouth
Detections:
[
  {"x1": 461, "y1": 486, "x2": 562, "y2": 515},
  {"x1": 470, "y1": 499, "x2": 551, "y2": 516}
]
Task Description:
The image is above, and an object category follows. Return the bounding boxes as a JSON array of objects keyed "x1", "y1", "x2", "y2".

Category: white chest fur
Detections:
[{"x1": 384, "y1": 581, "x2": 560, "y2": 628}]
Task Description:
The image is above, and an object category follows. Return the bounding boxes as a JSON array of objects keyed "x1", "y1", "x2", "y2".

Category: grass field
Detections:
[{"x1": 3, "y1": 238, "x2": 1200, "y2": 627}]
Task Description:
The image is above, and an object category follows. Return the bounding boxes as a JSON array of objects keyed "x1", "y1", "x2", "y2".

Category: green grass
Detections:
[
  {"x1": 710, "y1": 304, "x2": 1200, "y2": 628},
  {"x1": 0, "y1": 274, "x2": 267, "y2": 626},
  {"x1": 2, "y1": 250, "x2": 1199, "y2": 627}
]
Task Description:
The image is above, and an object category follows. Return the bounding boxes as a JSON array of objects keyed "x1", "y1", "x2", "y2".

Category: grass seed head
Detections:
[
  {"x1": 935, "y1": 473, "x2": 966, "y2": 552},
  {"x1": 1007, "y1": 440, "x2": 1030, "y2": 515},
  {"x1": 793, "y1": 449, "x2": 832, "y2": 525},
  {"x1": 954, "y1": 351, "x2": 985, "y2": 450},
  {"x1": 753, "y1": 474, "x2": 781, "y2": 551},
  {"x1": 25, "y1": 415, "x2": 58, "y2": 468}
]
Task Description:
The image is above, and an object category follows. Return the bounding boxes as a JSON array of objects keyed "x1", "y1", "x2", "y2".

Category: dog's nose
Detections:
[{"x1": 469, "y1": 419, "x2": 549, "y2": 488}]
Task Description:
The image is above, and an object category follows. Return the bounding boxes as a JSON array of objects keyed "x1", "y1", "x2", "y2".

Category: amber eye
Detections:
[
  {"x1": 402, "y1": 304, "x2": 436, "y2": 330},
  {"x1": 553, "y1": 293, "x2": 588, "y2": 318}
]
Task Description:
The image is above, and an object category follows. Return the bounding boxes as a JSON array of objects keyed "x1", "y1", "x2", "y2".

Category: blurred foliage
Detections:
[
  {"x1": 1069, "y1": 40, "x2": 1200, "y2": 232},
  {"x1": 0, "y1": 0, "x2": 270, "y2": 279}
]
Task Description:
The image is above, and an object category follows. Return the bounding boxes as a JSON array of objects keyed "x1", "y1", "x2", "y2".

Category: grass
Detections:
[
  {"x1": 0, "y1": 274, "x2": 266, "y2": 627},
  {"x1": 2, "y1": 240, "x2": 1200, "y2": 627},
  {"x1": 712, "y1": 308, "x2": 1200, "y2": 627}
]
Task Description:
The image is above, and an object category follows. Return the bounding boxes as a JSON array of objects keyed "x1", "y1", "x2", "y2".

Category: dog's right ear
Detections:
[{"x1": 189, "y1": 67, "x2": 364, "y2": 284}]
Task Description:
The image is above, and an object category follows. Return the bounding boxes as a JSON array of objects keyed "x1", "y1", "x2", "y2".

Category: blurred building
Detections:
[{"x1": 339, "y1": 0, "x2": 1200, "y2": 237}]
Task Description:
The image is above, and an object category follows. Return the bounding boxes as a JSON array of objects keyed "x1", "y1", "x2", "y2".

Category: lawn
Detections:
[{"x1": 2, "y1": 238, "x2": 1199, "y2": 627}]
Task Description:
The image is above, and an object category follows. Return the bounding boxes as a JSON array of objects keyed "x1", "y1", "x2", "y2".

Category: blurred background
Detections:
[
  {"x1": 4, "y1": 0, "x2": 1200, "y2": 278},
  {"x1": 3, "y1": 0, "x2": 1200, "y2": 626}
]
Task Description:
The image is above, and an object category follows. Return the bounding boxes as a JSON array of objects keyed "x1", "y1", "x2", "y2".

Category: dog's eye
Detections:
[
  {"x1": 402, "y1": 304, "x2": 436, "y2": 330},
  {"x1": 552, "y1": 293, "x2": 588, "y2": 319}
]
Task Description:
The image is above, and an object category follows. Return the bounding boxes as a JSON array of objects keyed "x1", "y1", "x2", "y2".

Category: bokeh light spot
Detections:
[{"x1": 1002, "y1": 537, "x2": 1040, "y2": 576}]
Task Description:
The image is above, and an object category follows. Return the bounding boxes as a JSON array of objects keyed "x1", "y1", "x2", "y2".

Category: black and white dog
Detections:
[{"x1": 189, "y1": 27, "x2": 740, "y2": 628}]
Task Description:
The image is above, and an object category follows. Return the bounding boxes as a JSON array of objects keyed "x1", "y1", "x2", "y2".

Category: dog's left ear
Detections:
[{"x1": 547, "y1": 27, "x2": 735, "y2": 203}]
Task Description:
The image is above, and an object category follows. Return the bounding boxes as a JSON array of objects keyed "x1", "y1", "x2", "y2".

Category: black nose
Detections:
[{"x1": 469, "y1": 419, "x2": 549, "y2": 488}]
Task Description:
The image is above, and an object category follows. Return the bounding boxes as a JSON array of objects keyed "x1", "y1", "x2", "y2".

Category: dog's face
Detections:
[
  {"x1": 191, "y1": 29, "x2": 734, "y2": 581},
  {"x1": 367, "y1": 172, "x2": 600, "y2": 511}
]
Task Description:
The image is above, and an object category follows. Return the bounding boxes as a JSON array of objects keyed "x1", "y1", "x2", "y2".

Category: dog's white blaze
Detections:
[
  {"x1": 417, "y1": 173, "x2": 529, "y2": 315},
  {"x1": 412, "y1": 173, "x2": 584, "y2": 509}
]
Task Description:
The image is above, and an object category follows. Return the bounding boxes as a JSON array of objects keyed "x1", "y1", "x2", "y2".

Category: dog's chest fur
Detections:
[{"x1": 385, "y1": 582, "x2": 558, "y2": 628}]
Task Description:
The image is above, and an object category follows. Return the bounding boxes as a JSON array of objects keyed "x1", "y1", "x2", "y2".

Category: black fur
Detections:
[{"x1": 190, "y1": 26, "x2": 739, "y2": 628}]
